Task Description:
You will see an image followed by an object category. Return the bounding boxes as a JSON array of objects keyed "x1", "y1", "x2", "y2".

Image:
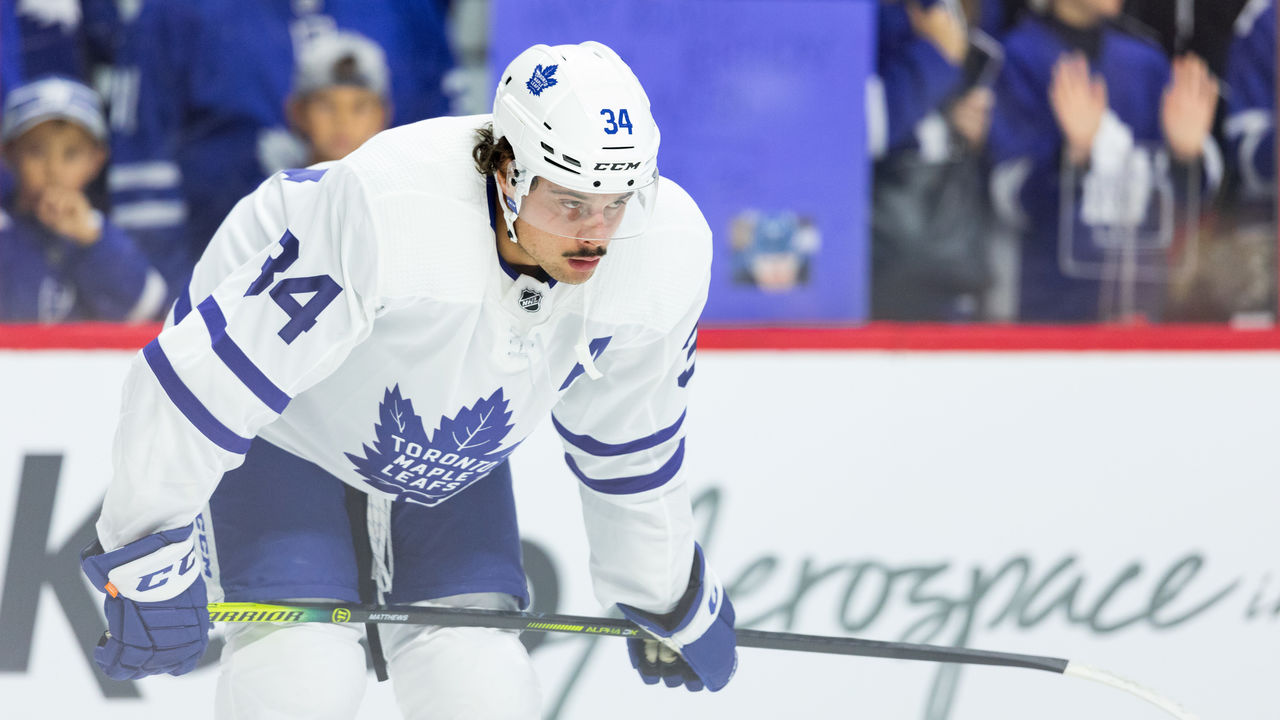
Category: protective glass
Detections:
[{"x1": 514, "y1": 175, "x2": 659, "y2": 241}]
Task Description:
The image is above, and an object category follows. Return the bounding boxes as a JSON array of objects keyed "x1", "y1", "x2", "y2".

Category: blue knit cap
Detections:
[{"x1": 2, "y1": 76, "x2": 107, "y2": 144}]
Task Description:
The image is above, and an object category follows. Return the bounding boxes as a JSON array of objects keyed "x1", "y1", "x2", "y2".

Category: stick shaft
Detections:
[
  {"x1": 208, "y1": 602, "x2": 1201, "y2": 719},
  {"x1": 207, "y1": 601, "x2": 1067, "y2": 673}
]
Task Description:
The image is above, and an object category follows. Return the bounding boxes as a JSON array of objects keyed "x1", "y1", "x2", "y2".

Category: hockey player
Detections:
[
  {"x1": 79, "y1": 41, "x2": 737, "y2": 719},
  {"x1": 987, "y1": 0, "x2": 1221, "y2": 321}
]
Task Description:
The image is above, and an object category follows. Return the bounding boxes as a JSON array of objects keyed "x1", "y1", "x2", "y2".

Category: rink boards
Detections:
[{"x1": 0, "y1": 341, "x2": 1277, "y2": 719}]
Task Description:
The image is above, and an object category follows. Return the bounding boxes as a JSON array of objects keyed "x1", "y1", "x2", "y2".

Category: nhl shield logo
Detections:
[{"x1": 519, "y1": 288, "x2": 542, "y2": 313}]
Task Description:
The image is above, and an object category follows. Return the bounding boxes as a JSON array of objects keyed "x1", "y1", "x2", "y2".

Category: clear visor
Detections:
[{"x1": 514, "y1": 175, "x2": 658, "y2": 241}]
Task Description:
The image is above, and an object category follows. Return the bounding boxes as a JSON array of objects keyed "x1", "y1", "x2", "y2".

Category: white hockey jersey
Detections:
[{"x1": 97, "y1": 115, "x2": 711, "y2": 614}]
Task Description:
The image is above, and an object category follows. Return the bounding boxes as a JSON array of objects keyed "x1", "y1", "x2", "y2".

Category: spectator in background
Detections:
[
  {"x1": 1167, "y1": 0, "x2": 1277, "y2": 321},
  {"x1": 287, "y1": 32, "x2": 392, "y2": 166},
  {"x1": 107, "y1": 0, "x2": 456, "y2": 303},
  {"x1": 1224, "y1": 0, "x2": 1275, "y2": 205},
  {"x1": 979, "y1": 0, "x2": 1034, "y2": 38},
  {"x1": 870, "y1": 0, "x2": 997, "y2": 320},
  {"x1": 1, "y1": 0, "x2": 23, "y2": 203},
  {"x1": 13, "y1": 0, "x2": 124, "y2": 83},
  {"x1": 1122, "y1": 0, "x2": 1252, "y2": 79},
  {"x1": 0, "y1": 76, "x2": 166, "y2": 322},
  {"x1": 1, "y1": 0, "x2": 22, "y2": 99},
  {"x1": 988, "y1": 0, "x2": 1220, "y2": 322}
]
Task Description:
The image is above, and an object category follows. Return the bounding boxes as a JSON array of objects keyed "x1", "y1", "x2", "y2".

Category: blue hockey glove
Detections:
[
  {"x1": 80, "y1": 523, "x2": 210, "y2": 680},
  {"x1": 618, "y1": 543, "x2": 737, "y2": 692}
]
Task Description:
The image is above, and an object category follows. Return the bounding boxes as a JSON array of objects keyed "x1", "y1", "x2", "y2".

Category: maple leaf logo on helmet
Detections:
[{"x1": 525, "y1": 63, "x2": 559, "y2": 96}]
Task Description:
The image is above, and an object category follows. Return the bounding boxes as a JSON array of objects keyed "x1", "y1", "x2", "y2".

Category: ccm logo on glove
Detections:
[{"x1": 94, "y1": 529, "x2": 201, "y2": 601}]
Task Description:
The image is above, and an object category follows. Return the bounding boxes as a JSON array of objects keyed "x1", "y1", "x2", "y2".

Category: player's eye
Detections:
[{"x1": 561, "y1": 200, "x2": 582, "y2": 210}]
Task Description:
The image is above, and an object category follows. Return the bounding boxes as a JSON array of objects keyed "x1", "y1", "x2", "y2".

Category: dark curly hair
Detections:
[{"x1": 472, "y1": 123, "x2": 515, "y2": 177}]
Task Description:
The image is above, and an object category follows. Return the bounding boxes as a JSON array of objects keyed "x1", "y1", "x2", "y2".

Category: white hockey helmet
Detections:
[{"x1": 492, "y1": 41, "x2": 660, "y2": 242}]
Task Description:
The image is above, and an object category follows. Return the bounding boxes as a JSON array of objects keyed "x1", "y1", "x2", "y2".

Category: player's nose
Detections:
[
  {"x1": 574, "y1": 235, "x2": 608, "y2": 254},
  {"x1": 577, "y1": 210, "x2": 611, "y2": 239},
  {"x1": 576, "y1": 228, "x2": 609, "y2": 245}
]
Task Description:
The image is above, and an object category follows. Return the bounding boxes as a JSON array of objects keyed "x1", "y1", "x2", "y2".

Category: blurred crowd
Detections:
[
  {"x1": 0, "y1": 0, "x2": 1274, "y2": 325},
  {"x1": 871, "y1": 0, "x2": 1276, "y2": 323},
  {"x1": 0, "y1": 0, "x2": 459, "y2": 323}
]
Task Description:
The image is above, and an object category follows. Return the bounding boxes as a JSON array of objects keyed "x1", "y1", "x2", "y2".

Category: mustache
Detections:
[{"x1": 564, "y1": 246, "x2": 607, "y2": 258}]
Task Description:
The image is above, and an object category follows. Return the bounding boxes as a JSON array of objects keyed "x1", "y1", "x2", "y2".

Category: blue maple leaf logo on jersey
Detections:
[
  {"x1": 526, "y1": 64, "x2": 559, "y2": 96},
  {"x1": 345, "y1": 385, "x2": 520, "y2": 507}
]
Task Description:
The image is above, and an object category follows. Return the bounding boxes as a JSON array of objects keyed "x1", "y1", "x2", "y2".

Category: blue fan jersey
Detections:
[
  {"x1": 871, "y1": 2, "x2": 964, "y2": 157},
  {"x1": 0, "y1": 209, "x2": 167, "y2": 322},
  {"x1": 1224, "y1": 0, "x2": 1275, "y2": 201}
]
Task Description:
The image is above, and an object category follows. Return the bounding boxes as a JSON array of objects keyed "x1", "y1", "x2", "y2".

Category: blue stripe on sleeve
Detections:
[
  {"x1": 196, "y1": 297, "x2": 291, "y2": 414},
  {"x1": 173, "y1": 287, "x2": 192, "y2": 323},
  {"x1": 565, "y1": 438, "x2": 685, "y2": 495},
  {"x1": 677, "y1": 361, "x2": 696, "y2": 388},
  {"x1": 552, "y1": 411, "x2": 685, "y2": 457},
  {"x1": 142, "y1": 339, "x2": 253, "y2": 454}
]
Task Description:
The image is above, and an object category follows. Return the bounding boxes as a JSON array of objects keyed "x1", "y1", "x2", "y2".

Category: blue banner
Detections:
[{"x1": 491, "y1": 0, "x2": 875, "y2": 323}]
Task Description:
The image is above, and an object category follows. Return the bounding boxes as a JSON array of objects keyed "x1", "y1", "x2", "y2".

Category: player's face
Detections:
[
  {"x1": 496, "y1": 173, "x2": 638, "y2": 284},
  {"x1": 292, "y1": 87, "x2": 388, "y2": 163},
  {"x1": 4, "y1": 121, "x2": 105, "y2": 213},
  {"x1": 505, "y1": 211, "x2": 610, "y2": 285}
]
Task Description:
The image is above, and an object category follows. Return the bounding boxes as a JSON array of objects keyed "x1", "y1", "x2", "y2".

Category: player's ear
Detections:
[{"x1": 495, "y1": 159, "x2": 516, "y2": 196}]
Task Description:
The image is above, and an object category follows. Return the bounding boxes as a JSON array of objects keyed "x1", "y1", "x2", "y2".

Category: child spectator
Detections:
[
  {"x1": 1, "y1": 76, "x2": 165, "y2": 322},
  {"x1": 988, "y1": 0, "x2": 1220, "y2": 322},
  {"x1": 287, "y1": 32, "x2": 392, "y2": 165}
]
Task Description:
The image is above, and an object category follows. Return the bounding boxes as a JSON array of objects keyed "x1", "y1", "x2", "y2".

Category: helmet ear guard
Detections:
[{"x1": 497, "y1": 159, "x2": 530, "y2": 243}]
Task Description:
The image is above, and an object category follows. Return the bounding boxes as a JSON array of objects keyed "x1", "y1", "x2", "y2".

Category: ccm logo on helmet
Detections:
[{"x1": 594, "y1": 162, "x2": 642, "y2": 171}]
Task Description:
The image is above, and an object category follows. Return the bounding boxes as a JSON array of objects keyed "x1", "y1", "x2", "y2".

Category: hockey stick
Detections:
[{"x1": 208, "y1": 601, "x2": 1198, "y2": 719}]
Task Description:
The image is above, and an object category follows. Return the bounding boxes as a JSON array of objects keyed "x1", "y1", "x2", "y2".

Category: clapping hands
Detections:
[
  {"x1": 1162, "y1": 54, "x2": 1219, "y2": 162},
  {"x1": 1050, "y1": 52, "x2": 1108, "y2": 166}
]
